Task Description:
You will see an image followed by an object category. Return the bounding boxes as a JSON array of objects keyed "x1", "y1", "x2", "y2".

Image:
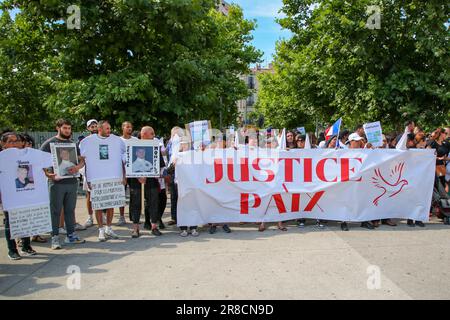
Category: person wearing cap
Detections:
[
  {"x1": 80, "y1": 119, "x2": 98, "y2": 228},
  {"x1": 346, "y1": 133, "x2": 375, "y2": 230}
]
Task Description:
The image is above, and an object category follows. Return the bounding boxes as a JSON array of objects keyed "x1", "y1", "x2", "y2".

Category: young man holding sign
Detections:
[
  {"x1": 41, "y1": 119, "x2": 86, "y2": 250},
  {"x1": 80, "y1": 120, "x2": 126, "y2": 242}
]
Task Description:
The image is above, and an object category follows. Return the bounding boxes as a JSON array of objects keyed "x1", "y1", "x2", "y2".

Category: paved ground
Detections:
[{"x1": 1, "y1": 195, "x2": 450, "y2": 300}]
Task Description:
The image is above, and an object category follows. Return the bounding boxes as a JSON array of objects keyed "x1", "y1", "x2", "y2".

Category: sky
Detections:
[
  {"x1": 230, "y1": 0, "x2": 292, "y2": 66},
  {"x1": 3, "y1": 1, "x2": 291, "y2": 66}
]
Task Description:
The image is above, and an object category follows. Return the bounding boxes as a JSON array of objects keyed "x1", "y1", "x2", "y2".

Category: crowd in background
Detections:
[{"x1": 1, "y1": 119, "x2": 449, "y2": 261}]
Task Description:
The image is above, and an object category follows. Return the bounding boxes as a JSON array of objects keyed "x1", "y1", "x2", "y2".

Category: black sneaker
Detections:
[
  {"x1": 407, "y1": 219, "x2": 415, "y2": 227},
  {"x1": 21, "y1": 247, "x2": 37, "y2": 256},
  {"x1": 151, "y1": 228, "x2": 162, "y2": 236},
  {"x1": 222, "y1": 225, "x2": 231, "y2": 233},
  {"x1": 8, "y1": 251, "x2": 22, "y2": 260},
  {"x1": 361, "y1": 222, "x2": 375, "y2": 230},
  {"x1": 415, "y1": 221, "x2": 425, "y2": 228},
  {"x1": 444, "y1": 217, "x2": 450, "y2": 225},
  {"x1": 341, "y1": 222, "x2": 349, "y2": 231},
  {"x1": 209, "y1": 225, "x2": 217, "y2": 234},
  {"x1": 158, "y1": 220, "x2": 166, "y2": 230}
]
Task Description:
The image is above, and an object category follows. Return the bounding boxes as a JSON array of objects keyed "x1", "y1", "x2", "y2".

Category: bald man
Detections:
[{"x1": 128, "y1": 126, "x2": 166, "y2": 238}]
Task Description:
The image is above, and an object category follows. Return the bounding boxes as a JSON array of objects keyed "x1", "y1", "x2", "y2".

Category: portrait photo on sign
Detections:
[
  {"x1": 50, "y1": 143, "x2": 80, "y2": 178},
  {"x1": 125, "y1": 140, "x2": 160, "y2": 178},
  {"x1": 99, "y1": 144, "x2": 109, "y2": 160},
  {"x1": 132, "y1": 146, "x2": 154, "y2": 173},
  {"x1": 16, "y1": 164, "x2": 34, "y2": 190}
]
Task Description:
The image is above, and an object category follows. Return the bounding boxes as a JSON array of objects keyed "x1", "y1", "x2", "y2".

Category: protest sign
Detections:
[
  {"x1": 125, "y1": 140, "x2": 160, "y2": 178},
  {"x1": 363, "y1": 121, "x2": 383, "y2": 147},
  {"x1": 50, "y1": 143, "x2": 80, "y2": 179},
  {"x1": 186, "y1": 120, "x2": 211, "y2": 150},
  {"x1": 8, "y1": 204, "x2": 52, "y2": 239},
  {"x1": 90, "y1": 179, "x2": 126, "y2": 210}
]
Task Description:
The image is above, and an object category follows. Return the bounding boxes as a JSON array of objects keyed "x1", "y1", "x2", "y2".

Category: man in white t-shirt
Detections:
[
  {"x1": 80, "y1": 120, "x2": 126, "y2": 242},
  {"x1": 80, "y1": 119, "x2": 98, "y2": 228},
  {"x1": 118, "y1": 121, "x2": 139, "y2": 225}
]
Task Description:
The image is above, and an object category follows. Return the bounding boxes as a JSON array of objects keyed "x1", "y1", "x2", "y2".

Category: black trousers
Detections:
[
  {"x1": 159, "y1": 188, "x2": 167, "y2": 221},
  {"x1": 170, "y1": 179, "x2": 178, "y2": 222},
  {"x1": 3, "y1": 211, "x2": 31, "y2": 253},
  {"x1": 129, "y1": 179, "x2": 159, "y2": 225}
]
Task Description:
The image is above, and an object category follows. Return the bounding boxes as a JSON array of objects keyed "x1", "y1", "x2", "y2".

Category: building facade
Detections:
[{"x1": 236, "y1": 63, "x2": 274, "y2": 124}]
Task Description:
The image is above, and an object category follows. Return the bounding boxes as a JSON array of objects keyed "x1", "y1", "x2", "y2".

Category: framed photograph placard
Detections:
[
  {"x1": 125, "y1": 140, "x2": 160, "y2": 178},
  {"x1": 50, "y1": 143, "x2": 80, "y2": 179}
]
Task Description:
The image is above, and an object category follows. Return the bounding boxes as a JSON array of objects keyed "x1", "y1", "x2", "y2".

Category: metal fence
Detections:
[{"x1": 27, "y1": 132, "x2": 85, "y2": 149}]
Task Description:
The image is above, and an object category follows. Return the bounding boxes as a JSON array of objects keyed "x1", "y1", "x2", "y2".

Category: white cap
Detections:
[
  {"x1": 348, "y1": 133, "x2": 363, "y2": 142},
  {"x1": 86, "y1": 119, "x2": 98, "y2": 128}
]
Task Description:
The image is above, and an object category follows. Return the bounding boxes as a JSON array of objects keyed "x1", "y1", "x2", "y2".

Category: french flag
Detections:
[{"x1": 325, "y1": 118, "x2": 342, "y2": 143}]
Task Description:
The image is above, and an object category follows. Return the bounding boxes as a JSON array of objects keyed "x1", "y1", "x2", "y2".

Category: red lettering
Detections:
[
  {"x1": 291, "y1": 194, "x2": 300, "y2": 212},
  {"x1": 240, "y1": 193, "x2": 261, "y2": 214},
  {"x1": 304, "y1": 158, "x2": 312, "y2": 182},
  {"x1": 304, "y1": 191, "x2": 325, "y2": 212},
  {"x1": 316, "y1": 158, "x2": 338, "y2": 182},
  {"x1": 206, "y1": 158, "x2": 223, "y2": 184},
  {"x1": 271, "y1": 194, "x2": 287, "y2": 214},
  {"x1": 278, "y1": 158, "x2": 301, "y2": 182},
  {"x1": 252, "y1": 158, "x2": 275, "y2": 182}
]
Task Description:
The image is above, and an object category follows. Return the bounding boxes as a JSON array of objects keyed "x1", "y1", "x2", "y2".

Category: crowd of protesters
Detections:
[{"x1": 1, "y1": 119, "x2": 449, "y2": 261}]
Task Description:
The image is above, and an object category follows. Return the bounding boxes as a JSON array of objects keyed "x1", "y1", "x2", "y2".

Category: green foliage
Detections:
[
  {"x1": 0, "y1": 0, "x2": 261, "y2": 132},
  {"x1": 256, "y1": 0, "x2": 449, "y2": 132}
]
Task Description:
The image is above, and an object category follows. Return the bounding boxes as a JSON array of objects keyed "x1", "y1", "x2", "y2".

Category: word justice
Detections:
[{"x1": 205, "y1": 157, "x2": 364, "y2": 184}]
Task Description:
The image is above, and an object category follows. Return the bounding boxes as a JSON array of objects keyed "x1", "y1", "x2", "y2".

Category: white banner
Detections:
[
  {"x1": 9, "y1": 204, "x2": 52, "y2": 239},
  {"x1": 176, "y1": 149, "x2": 435, "y2": 225},
  {"x1": 90, "y1": 179, "x2": 126, "y2": 210}
]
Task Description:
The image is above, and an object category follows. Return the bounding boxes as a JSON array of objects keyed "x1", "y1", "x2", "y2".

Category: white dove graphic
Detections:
[{"x1": 371, "y1": 162, "x2": 408, "y2": 206}]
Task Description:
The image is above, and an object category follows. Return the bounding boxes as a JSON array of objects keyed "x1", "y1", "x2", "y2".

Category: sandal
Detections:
[
  {"x1": 258, "y1": 224, "x2": 265, "y2": 232},
  {"x1": 278, "y1": 226, "x2": 288, "y2": 231},
  {"x1": 32, "y1": 235, "x2": 47, "y2": 243}
]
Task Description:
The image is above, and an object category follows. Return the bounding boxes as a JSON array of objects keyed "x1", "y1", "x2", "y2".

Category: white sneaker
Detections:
[
  {"x1": 190, "y1": 229, "x2": 199, "y2": 237},
  {"x1": 98, "y1": 228, "x2": 106, "y2": 242},
  {"x1": 85, "y1": 216, "x2": 94, "y2": 228},
  {"x1": 105, "y1": 227, "x2": 119, "y2": 239},
  {"x1": 51, "y1": 236, "x2": 61, "y2": 250},
  {"x1": 58, "y1": 227, "x2": 67, "y2": 235},
  {"x1": 117, "y1": 216, "x2": 126, "y2": 226},
  {"x1": 180, "y1": 230, "x2": 188, "y2": 237},
  {"x1": 74, "y1": 223, "x2": 87, "y2": 231}
]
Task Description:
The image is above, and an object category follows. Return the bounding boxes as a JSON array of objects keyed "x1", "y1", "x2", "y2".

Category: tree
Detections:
[
  {"x1": 257, "y1": 0, "x2": 449, "y2": 132},
  {"x1": 0, "y1": 0, "x2": 261, "y2": 132},
  {"x1": 0, "y1": 10, "x2": 53, "y2": 131}
]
